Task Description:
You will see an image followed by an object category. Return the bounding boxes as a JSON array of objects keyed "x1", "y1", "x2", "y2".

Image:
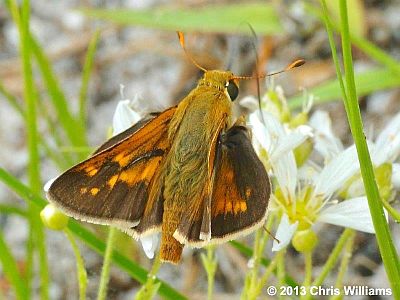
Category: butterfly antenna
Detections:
[
  {"x1": 233, "y1": 59, "x2": 305, "y2": 81},
  {"x1": 177, "y1": 31, "x2": 207, "y2": 72},
  {"x1": 263, "y1": 225, "x2": 280, "y2": 244},
  {"x1": 246, "y1": 23, "x2": 265, "y2": 125}
]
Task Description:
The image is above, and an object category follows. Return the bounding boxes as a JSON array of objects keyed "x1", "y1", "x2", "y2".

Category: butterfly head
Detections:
[{"x1": 198, "y1": 70, "x2": 239, "y2": 101}]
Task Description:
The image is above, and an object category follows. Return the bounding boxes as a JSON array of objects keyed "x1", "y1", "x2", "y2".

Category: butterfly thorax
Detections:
[{"x1": 159, "y1": 70, "x2": 235, "y2": 262}]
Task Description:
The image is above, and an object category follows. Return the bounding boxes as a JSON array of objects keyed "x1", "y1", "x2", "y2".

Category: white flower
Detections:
[
  {"x1": 112, "y1": 98, "x2": 141, "y2": 135},
  {"x1": 272, "y1": 143, "x2": 376, "y2": 252},
  {"x1": 371, "y1": 112, "x2": 400, "y2": 166},
  {"x1": 249, "y1": 111, "x2": 312, "y2": 169},
  {"x1": 392, "y1": 163, "x2": 400, "y2": 190},
  {"x1": 370, "y1": 112, "x2": 400, "y2": 191},
  {"x1": 272, "y1": 214, "x2": 298, "y2": 251},
  {"x1": 140, "y1": 235, "x2": 159, "y2": 259},
  {"x1": 345, "y1": 112, "x2": 400, "y2": 197},
  {"x1": 318, "y1": 197, "x2": 376, "y2": 233},
  {"x1": 309, "y1": 110, "x2": 343, "y2": 162}
]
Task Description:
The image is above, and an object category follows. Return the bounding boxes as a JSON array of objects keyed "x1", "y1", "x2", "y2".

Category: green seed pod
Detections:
[
  {"x1": 40, "y1": 204, "x2": 69, "y2": 230},
  {"x1": 292, "y1": 229, "x2": 318, "y2": 253}
]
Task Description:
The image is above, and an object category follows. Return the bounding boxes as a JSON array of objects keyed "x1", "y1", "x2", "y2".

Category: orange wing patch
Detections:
[
  {"x1": 212, "y1": 152, "x2": 248, "y2": 216},
  {"x1": 84, "y1": 165, "x2": 98, "y2": 177},
  {"x1": 90, "y1": 188, "x2": 100, "y2": 196},
  {"x1": 118, "y1": 155, "x2": 163, "y2": 186}
]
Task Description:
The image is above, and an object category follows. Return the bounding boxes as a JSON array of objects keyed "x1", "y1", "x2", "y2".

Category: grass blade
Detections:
[
  {"x1": 288, "y1": 68, "x2": 400, "y2": 109},
  {"x1": 0, "y1": 230, "x2": 29, "y2": 300},
  {"x1": 0, "y1": 204, "x2": 27, "y2": 217},
  {"x1": 0, "y1": 80, "x2": 25, "y2": 117},
  {"x1": 80, "y1": 3, "x2": 282, "y2": 35},
  {"x1": 79, "y1": 30, "x2": 100, "y2": 133},
  {"x1": 305, "y1": 3, "x2": 400, "y2": 76},
  {"x1": 334, "y1": 0, "x2": 400, "y2": 296},
  {"x1": 30, "y1": 36, "x2": 88, "y2": 150}
]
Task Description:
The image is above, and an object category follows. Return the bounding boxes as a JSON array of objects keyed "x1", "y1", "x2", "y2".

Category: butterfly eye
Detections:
[{"x1": 226, "y1": 80, "x2": 239, "y2": 101}]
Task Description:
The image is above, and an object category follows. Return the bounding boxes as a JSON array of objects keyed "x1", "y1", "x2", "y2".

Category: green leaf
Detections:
[
  {"x1": 326, "y1": 0, "x2": 366, "y2": 38},
  {"x1": 335, "y1": 0, "x2": 400, "y2": 296},
  {"x1": 79, "y1": 30, "x2": 100, "y2": 140},
  {"x1": 0, "y1": 230, "x2": 29, "y2": 300},
  {"x1": 288, "y1": 68, "x2": 400, "y2": 109},
  {"x1": 30, "y1": 36, "x2": 88, "y2": 150},
  {"x1": 80, "y1": 3, "x2": 282, "y2": 35},
  {"x1": 0, "y1": 80, "x2": 25, "y2": 117},
  {"x1": 305, "y1": 3, "x2": 400, "y2": 77}
]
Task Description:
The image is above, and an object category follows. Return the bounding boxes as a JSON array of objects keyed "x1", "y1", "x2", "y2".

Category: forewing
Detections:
[
  {"x1": 93, "y1": 112, "x2": 160, "y2": 155},
  {"x1": 47, "y1": 107, "x2": 176, "y2": 235}
]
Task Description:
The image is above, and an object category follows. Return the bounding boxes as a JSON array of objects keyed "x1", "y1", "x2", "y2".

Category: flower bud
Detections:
[
  {"x1": 375, "y1": 163, "x2": 392, "y2": 201},
  {"x1": 289, "y1": 112, "x2": 308, "y2": 128},
  {"x1": 292, "y1": 229, "x2": 318, "y2": 253},
  {"x1": 294, "y1": 138, "x2": 313, "y2": 167},
  {"x1": 40, "y1": 204, "x2": 69, "y2": 230}
]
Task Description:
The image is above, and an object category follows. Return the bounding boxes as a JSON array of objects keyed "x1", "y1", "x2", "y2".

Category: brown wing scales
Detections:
[{"x1": 47, "y1": 107, "x2": 176, "y2": 236}]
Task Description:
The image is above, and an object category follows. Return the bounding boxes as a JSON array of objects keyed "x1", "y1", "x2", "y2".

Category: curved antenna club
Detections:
[
  {"x1": 177, "y1": 31, "x2": 207, "y2": 72},
  {"x1": 233, "y1": 58, "x2": 306, "y2": 80}
]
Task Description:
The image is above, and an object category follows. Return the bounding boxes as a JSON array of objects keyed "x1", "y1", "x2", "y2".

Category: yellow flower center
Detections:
[{"x1": 274, "y1": 186, "x2": 322, "y2": 231}]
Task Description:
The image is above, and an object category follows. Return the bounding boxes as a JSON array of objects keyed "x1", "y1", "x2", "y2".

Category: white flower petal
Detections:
[
  {"x1": 140, "y1": 234, "x2": 159, "y2": 259},
  {"x1": 346, "y1": 177, "x2": 365, "y2": 198},
  {"x1": 112, "y1": 99, "x2": 141, "y2": 136},
  {"x1": 240, "y1": 96, "x2": 259, "y2": 112},
  {"x1": 313, "y1": 145, "x2": 359, "y2": 199},
  {"x1": 309, "y1": 110, "x2": 343, "y2": 161},
  {"x1": 44, "y1": 177, "x2": 57, "y2": 193},
  {"x1": 272, "y1": 214, "x2": 298, "y2": 251},
  {"x1": 373, "y1": 112, "x2": 400, "y2": 164},
  {"x1": 272, "y1": 150, "x2": 298, "y2": 199},
  {"x1": 392, "y1": 163, "x2": 400, "y2": 190},
  {"x1": 298, "y1": 162, "x2": 319, "y2": 183},
  {"x1": 271, "y1": 126, "x2": 312, "y2": 162},
  {"x1": 249, "y1": 111, "x2": 272, "y2": 151},
  {"x1": 318, "y1": 197, "x2": 376, "y2": 233}
]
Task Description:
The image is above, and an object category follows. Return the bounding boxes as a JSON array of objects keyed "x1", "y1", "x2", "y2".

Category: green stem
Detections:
[
  {"x1": 200, "y1": 245, "x2": 217, "y2": 300},
  {"x1": 338, "y1": 1, "x2": 400, "y2": 297},
  {"x1": 135, "y1": 252, "x2": 162, "y2": 300},
  {"x1": 276, "y1": 249, "x2": 286, "y2": 300},
  {"x1": 312, "y1": 228, "x2": 353, "y2": 287},
  {"x1": 252, "y1": 250, "x2": 282, "y2": 298},
  {"x1": 79, "y1": 30, "x2": 100, "y2": 131},
  {"x1": 0, "y1": 80, "x2": 25, "y2": 116},
  {"x1": 65, "y1": 230, "x2": 88, "y2": 300},
  {"x1": 97, "y1": 227, "x2": 117, "y2": 300},
  {"x1": 242, "y1": 215, "x2": 274, "y2": 299},
  {"x1": 381, "y1": 199, "x2": 400, "y2": 223},
  {"x1": 333, "y1": 230, "x2": 355, "y2": 300},
  {"x1": 9, "y1": 1, "x2": 49, "y2": 299},
  {"x1": 303, "y1": 251, "x2": 313, "y2": 289},
  {"x1": 319, "y1": 0, "x2": 348, "y2": 110},
  {"x1": 302, "y1": 229, "x2": 353, "y2": 300},
  {"x1": 0, "y1": 229, "x2": 29, "y2": 300}
]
